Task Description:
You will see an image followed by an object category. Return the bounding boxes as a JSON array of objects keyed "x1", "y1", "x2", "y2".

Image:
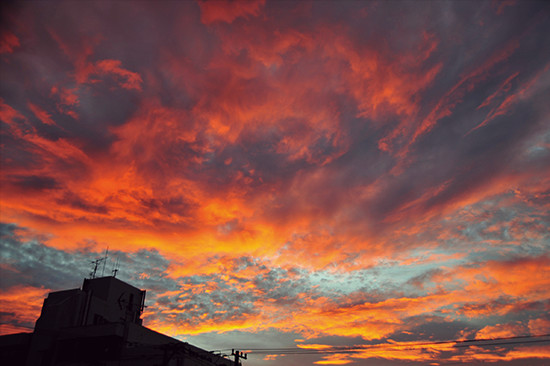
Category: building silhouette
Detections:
[{"x1": 0, "y1": 276, "x2": 236, "y2": 366}]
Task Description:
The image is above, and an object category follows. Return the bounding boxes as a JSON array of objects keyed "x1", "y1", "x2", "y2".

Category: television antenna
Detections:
[
  {"x1": 89, "y1": 258, "x2": 104, "y2": 279},
  {"x1": 101, "y1": 247, "x2": 109, "y2": 276},
  {"x1": 89, "y1": 247, "x2": 109, "y2": 279},
  {"x1": 112, "y1": 256, "x2": 120, "y2": 277}
]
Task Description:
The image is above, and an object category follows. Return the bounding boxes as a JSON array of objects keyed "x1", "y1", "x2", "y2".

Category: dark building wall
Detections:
[
  {"x1": 35, "y1": 289, "x2": 88, "y2": 330},
  {"x1": 0, "y1": 333, "x2": 31, "y2": 366},
  {"x1": 82, "y1": 276, "x2": 145, "y2": 325},
  {"x1": 35, "y1": 276, "x2": 146, "y2": 331},
  {"x1": 0, "y1": 277, "x2": 235, "y2": 366}
]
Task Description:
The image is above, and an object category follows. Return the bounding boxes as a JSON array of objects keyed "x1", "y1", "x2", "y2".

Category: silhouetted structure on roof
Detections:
[{"x1": 0, "y1": 276, "x2": 235, "y2": 366}]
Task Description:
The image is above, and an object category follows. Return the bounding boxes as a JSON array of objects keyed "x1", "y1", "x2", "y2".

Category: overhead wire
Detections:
[{"x1": 218, "y1": 333, "x2": 550, "y2": 356}]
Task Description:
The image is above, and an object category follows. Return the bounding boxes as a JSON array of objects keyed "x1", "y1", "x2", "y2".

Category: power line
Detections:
[
  {"x1": 223, "y1": 333, "x2": 550, "y2": 356},
  {"x1": 245, "y1": 340, "x2": 550, "y2": 355}
]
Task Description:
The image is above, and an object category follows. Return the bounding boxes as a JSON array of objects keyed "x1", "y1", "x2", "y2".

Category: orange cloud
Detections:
[
  {"x1": 2, "y1": 5, "x2": 550, "y2": 366},
  {"x1": 0, "y1": 286, "x2": 49, "y2": 335},
  {"x1": 139, "y1": 252, "x2": 550, "y2": 347},
  {"x1": 314, "y1": 354, "x2": 352, "y2": 365},
  {"x1": 505, "y1": 344, "x2": 550, "y2": 360},
  {"x1": 448, "y1": 343, "x2": 550, "y2": 363},
  {"x1": 476, "y1": 322, "x2": 528, "y2": 339},
  {"x1": 529, "y1": 318, "x2": 550, "y2": 335}
]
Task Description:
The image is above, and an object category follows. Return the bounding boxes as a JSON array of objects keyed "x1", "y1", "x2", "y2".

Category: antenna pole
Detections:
[
  {"x1": 90, "y1": 259, "x2": 101, "y2": 279},
  {"x1": 112, "y1": 257, "x2": 119, "y2": 277},
  {"x1": 101, "y1": 247, "x2": 109, "y2": 277}
]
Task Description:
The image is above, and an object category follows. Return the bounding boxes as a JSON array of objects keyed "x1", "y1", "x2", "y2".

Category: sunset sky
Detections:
[{"x1": 1, "y1": 0, "x2": 550, "y2": 365}]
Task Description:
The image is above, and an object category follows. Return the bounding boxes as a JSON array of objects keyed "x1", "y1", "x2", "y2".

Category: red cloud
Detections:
[
  {"x1": 48, "y1": 29, "x2": 142, "y2": 90},
  {"x1": 198, "y1": 0, "x2": 265, "y2": 25},
  {"x1": 0, "y1": 31, "x2": 20, "y2": 54},
  {"x1": 27, "y1": 103, "x2": 57, "y2": 126},
  {"x1": 50, "y1": 86, "x2": 79, "y2": 119},
  {"x1": 95, "y1": 59, "x2": 143, "y2": 91},
  {"x1": 468, "y1": 63, "x2": 550, "y2": 134}
]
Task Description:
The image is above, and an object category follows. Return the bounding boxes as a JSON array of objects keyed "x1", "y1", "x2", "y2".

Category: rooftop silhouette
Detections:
[{"x1": 0, "y1": 276, "x2": 236, "y2": 366}]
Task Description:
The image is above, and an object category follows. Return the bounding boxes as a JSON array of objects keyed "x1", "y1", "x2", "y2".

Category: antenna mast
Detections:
[
  {"x1": 101, "y1": 247, "x2": 109, "y2": 276},
  {"x1": 89, "y1": 258, "x2": 104, "y2": 279},
  {"x1": 112, "y1": 256, "x2": 120, "y2": 277},
  {"x1": 89, "y1": 248, "x2": 109, "y2": 279}
]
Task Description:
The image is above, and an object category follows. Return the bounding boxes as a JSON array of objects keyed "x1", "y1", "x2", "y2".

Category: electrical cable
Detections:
[{"x1": 220, "y1": 333, "x2": 550, "y2": 356}]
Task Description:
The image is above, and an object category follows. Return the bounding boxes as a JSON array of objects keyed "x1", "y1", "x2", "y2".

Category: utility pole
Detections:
[{"x1": 231, "y1": 349, "x2": 247, "y2": 366}]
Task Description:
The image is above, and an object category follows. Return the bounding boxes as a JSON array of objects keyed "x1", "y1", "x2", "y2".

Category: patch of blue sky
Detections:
[{"x1": 307, "y1": 248, "x2": 465, "y2": 298}]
